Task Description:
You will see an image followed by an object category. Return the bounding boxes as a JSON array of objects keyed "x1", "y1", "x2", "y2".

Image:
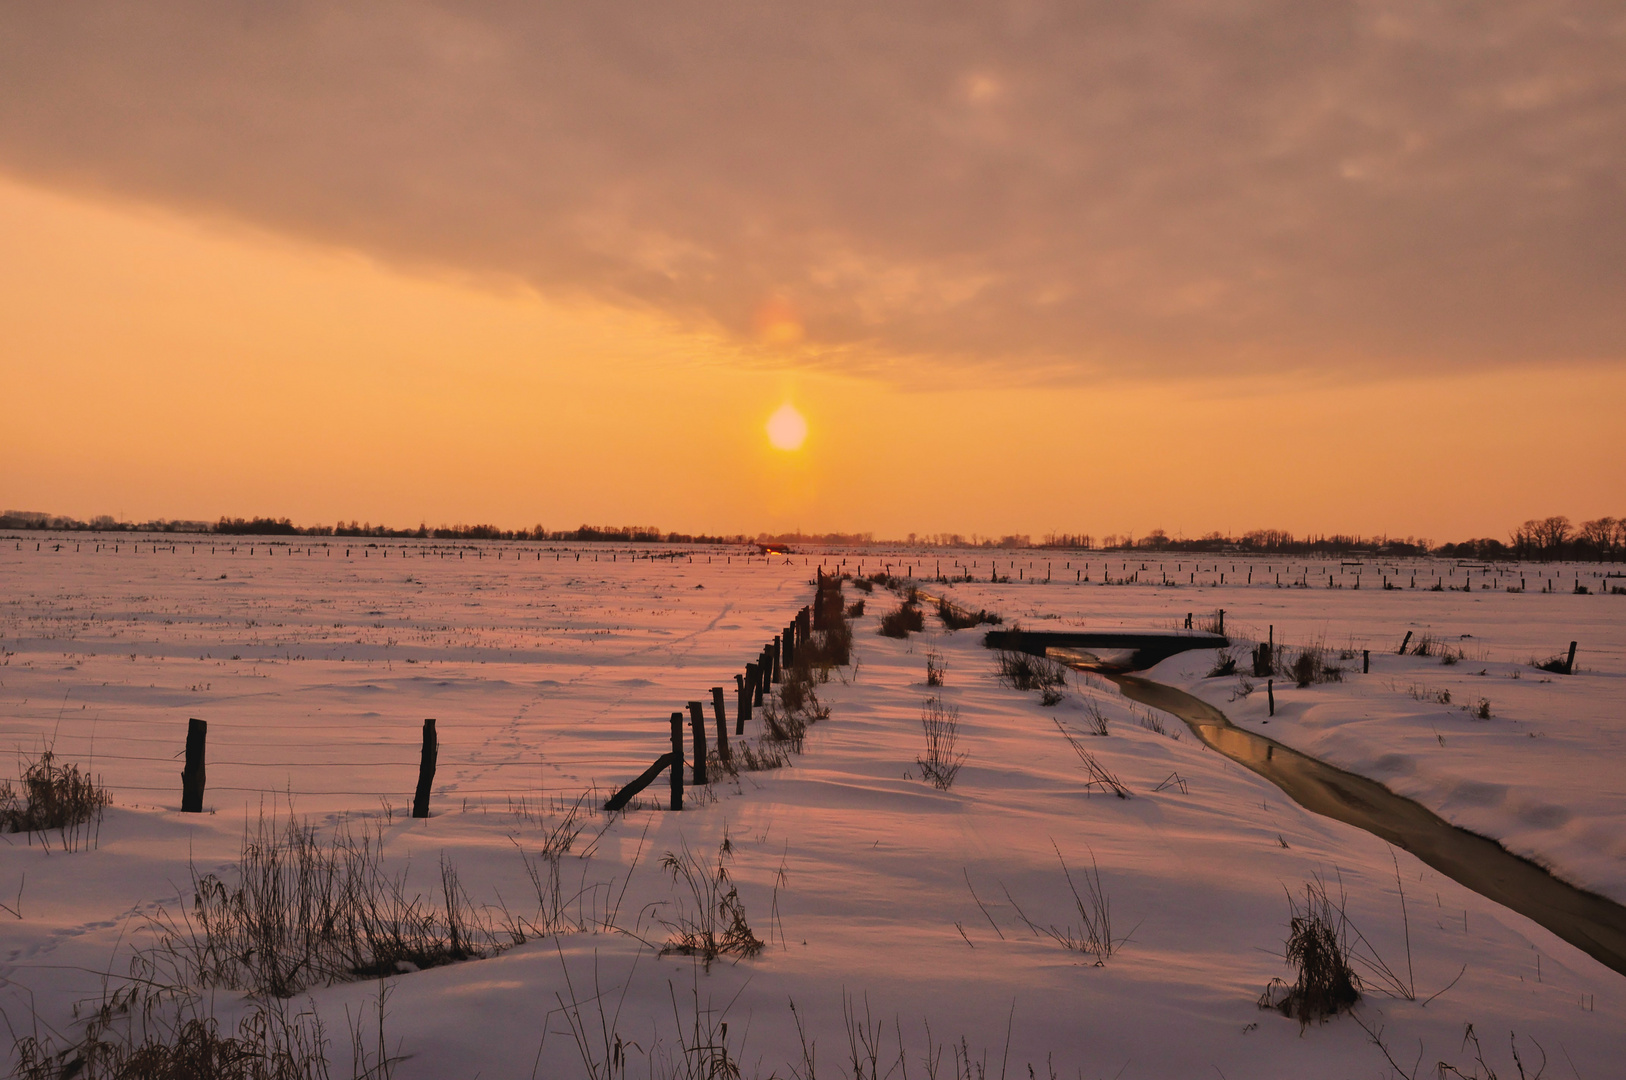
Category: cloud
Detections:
[{"x1": 2, "y1": 0, "x2": 1623, "y2": 378}]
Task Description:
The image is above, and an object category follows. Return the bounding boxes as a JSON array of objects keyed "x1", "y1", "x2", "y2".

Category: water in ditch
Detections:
[{"x1": 1101, "y1": 670, "x2": 1626, "y2": 979}]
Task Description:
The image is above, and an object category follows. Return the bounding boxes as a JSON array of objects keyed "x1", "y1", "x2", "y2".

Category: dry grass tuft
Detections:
[
  {"x1": 137, "y1": 813, "x2": 496, "y2": 999},
  {"x1": 917, "y1": 695, "x2": 967, "y2": 790},
  {"x1": 0, "y1": 749, "x2": 111, "y2": 851},
  {"x1": 878, "y1": 601, "x2": 925, "y2": 639},
  {"x1": 995, "y1": 651, "x2": 1067, "y2": 692},
  {"x1": 657, "y1": 838, "x2": 764, "y2": 968},
  {"x1": 1258, "y1": 878, "x2": 1361, "y2": 1027}
]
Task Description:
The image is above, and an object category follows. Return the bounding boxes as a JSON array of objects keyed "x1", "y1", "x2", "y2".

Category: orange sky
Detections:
[
  {"x1": 3, "y1": 176, "x2": 1621, "y2": 541},
  {"x1": 3, "y1": 4, "x2": 1623, "y2": 541}
]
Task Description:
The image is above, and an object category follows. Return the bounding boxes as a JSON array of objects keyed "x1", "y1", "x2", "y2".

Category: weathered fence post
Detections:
[
  {"x1": 181, "y1": 718, "x2": 207, "y2": 813},
  {"x1": 1267, "y1": 679, "x2": 1275, "y2": 717},
  {"x1": 1397, "y1": 630, "x2": 1413, "y2": 655},
  {"x1": 1564, "y1": 641, "x2": 1578, "y2": 675},
  {"x1": 754, "y1": 652, "x2": 768, "y2": 706},
  {"x1": 1363, "y1": 649, "x2": 1370, "y2": 675},
  {"x1": 669, "y1": 712, "x2": 685, "y2": 810},
  {"x1": 711, "y1": 686, "x2": 730, "y2": 761},
  {"x1": 412, "y1": 718, "x2": 437, "y2": 818},
  {"x1": 737, "y1": 669, "x2": 754, "y2": 735},
  {"x1": 772, "y1": 635, "x2": 783, "y2": 683},
  {"x1": 688, "y1": 701, "x2": 708, "y2": 784},
  {"x1": 1218, "y1": 609, "x2": 1224, "y2": 634}
]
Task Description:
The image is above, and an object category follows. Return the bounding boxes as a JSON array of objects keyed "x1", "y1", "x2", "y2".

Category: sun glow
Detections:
[{"x1": 766, "y1": 402, "x2": 808, "y2": 451}]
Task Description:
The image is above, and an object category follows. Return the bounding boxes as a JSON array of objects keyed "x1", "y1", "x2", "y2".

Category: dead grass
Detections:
[
  {"x1": 1052, "y1": 720, "x2": 1130, "y2": 798},
  {"x1": 1285, "y1": 642, "x2": 1345, "y2": 688},
  {"x1": 12, "y1": 1004, "x2": 341, "y2": 1080},
  {"x1": 0, "y1": 749, "x2": 111, "y2": 851},
  {"x1": 1080, "y1": 698, "x2": 1110, "y2": 736},
  {"x1": 878, "y1": 601, "x2": 925, "y2": 638},
  {"x1": 136, "y1": 813, "x2": 497, "y2": 999},
  {"x1": 918, "y1": 696, "x2": 967, "y2": 790},
  {"x1": 11, "y1": 980, "x2": 399, "y2": 1080},
  {"x1": 936, "y1": 599, "x2": 1001, "y2": 630},
  {"x1": 995, "y1": 651, "x2": 1067, "y2": 691},
  {"x1": 1002, "y1": 843, "x2": 1123, "y2": 964},
  {"x1": 657, "y1": 837, "x2": 764, "y2": 968},
  {"x1": 1258, "y1": 878, "x2": 1361, "y2": 1027}
]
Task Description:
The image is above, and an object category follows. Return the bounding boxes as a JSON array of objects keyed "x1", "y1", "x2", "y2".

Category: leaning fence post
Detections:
[
  {"x1": 688, "y1": 701, "x2": 709, "y2": 784},
  {"x1": 181, "y1": 718, "x2": 207, "y2": 812},
  {"x1": 669, "y1": 712, "x2": 685, "y2": 810},
  {"x1": 1397, "y1": 630, "x2": 1413, "y2": 655},
  {"x1": 737, "y1": 669, "x2": 754, "y2": 735},
  {"x1": 413, "y1": 718, "x2": 437, "y2": 818},
  {"x1": 711, "y1": 686, "x2": 730, "y2": 761},
  {"x1": 1564, "y1": 641, "x2": 1578, "y2": 675}
]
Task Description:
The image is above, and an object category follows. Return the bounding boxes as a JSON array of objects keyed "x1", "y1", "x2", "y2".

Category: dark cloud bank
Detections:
[{"x1": 3, "y1": 1, "x2": 1623, "y2": 377}]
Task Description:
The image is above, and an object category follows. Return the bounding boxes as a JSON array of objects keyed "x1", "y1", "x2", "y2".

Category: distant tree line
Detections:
[{"x1": 2, "y1": 511, "x2": 1621, "y2": 560}]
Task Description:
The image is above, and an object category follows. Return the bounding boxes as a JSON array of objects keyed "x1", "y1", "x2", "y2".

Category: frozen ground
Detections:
[{"x1": 1, "y1": 537, "x2": 1622, "y2": 1078}]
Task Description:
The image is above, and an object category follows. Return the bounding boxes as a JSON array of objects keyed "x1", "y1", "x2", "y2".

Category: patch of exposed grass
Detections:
[
  {"x1": 936, "y1": 599, "x2": 1001, "y2": 630},
  {"x1": 0, "y1": 749, "x2": 111, "y2": 851},
  {"x1": 878, "y1": 601, "x2": 925, "y2": 638},
  {"x1": 995, "y1": 651, "x2": 1067, "y2": 691},
  {"x1": 137, "y1": 814, "x2": 496, "y2": 998}
]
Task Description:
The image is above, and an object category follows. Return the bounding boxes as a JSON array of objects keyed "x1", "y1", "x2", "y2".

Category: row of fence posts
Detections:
[
  {"x1": 603, "y1": 597, "x2": 820, "y2": 812},
  {"x1": 171, "y1": 596, "x2": 838, "y2": 817}
]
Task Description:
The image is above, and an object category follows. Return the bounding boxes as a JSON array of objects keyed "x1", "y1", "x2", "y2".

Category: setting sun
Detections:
[{"x1": 765, "y1": 402, "x2": 808, "y2": 451}]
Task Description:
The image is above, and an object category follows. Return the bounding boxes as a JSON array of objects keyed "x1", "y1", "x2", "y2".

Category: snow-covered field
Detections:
[{"x1": 2, "y1": 537, "x2": 1623, "y2": 1078}]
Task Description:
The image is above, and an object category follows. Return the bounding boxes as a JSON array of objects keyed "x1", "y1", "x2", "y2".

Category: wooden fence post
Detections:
[
  {"x1": 669, "y1": 712, "x2": 685, "y2": 810},
  {"x1": 412, "y1": 718, "x2": 437, "y2": 818},
  {"x1": 181, "y1": 718, "x2": 207, "y2": 812},
  {"x1": 737, "y1": 670, "x2": 754, "y2": 735},
  {"x1": 783, "y1": 624, "x2": 796, "y2": 672},
  {"x1": 1268, "y1": 680, "x2": 1275, "y2": 717},
  {"x1": 772, "y1": 635, "x2": 783, "y2": 683},
  {"x1": 1363, "y1": 649, "x2": 1370, "y2": 674},
  {"x1": 1398, "y1": 630, "x2": 1413, "y2": 655},
  {"x1": 754, "y1": 652, "x2": 767, "y2": 706},
  {"x1": 688, "y1": 701, "x2": 708, "y2": 784},
  {"x1": 1564, "y1": 641, "x2": 1578, "y2": 675},
  {"x1": 711, "y1": 686, "x2": 730, "y2": 761}
]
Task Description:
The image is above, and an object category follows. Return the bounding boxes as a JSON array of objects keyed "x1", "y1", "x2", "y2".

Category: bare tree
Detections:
[
  {"x1": 1535, "y1": 515, "x2": 1572, "y2": 559},
  {"x1": 1511, "y1": 519, "x2": 1540, "y2": 559},
  {"x1": 1579, "y1": 517, "x2": 1618, "y2": 560}
]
